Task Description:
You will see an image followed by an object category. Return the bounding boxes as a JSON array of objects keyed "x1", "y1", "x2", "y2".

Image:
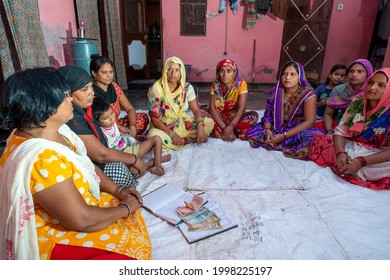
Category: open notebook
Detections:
[{"x1": 142, "y1": 184, "x2": 238, "y2": 244}]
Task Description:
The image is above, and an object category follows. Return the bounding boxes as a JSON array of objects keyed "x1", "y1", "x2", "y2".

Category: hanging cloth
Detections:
[
  {"x1": 256, "y1": 0, "x2": 272, "y2": 15},
  {"x1": 246, "y1": 0, "x2": 257, "y2": 29}
]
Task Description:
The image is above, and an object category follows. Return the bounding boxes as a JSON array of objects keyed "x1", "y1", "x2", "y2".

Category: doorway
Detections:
[
  {"x1": 120, "y1": 0, "x2": 162, "y2": 82},
  {"x1": 279, "y1": 0, "x2": 334, "y2": 85}
]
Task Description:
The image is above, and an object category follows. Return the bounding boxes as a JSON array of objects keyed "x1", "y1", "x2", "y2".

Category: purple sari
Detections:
[{"x1": 246, "y1": 61, "x2": 325, "y2": 159}]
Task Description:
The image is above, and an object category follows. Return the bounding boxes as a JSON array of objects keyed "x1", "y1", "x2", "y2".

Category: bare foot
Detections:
[
  {"x1": 161, "y1": 154, "x2": 172, "y2": 163},
  {"x1": 149, "y1": 165, "x2": 165, "y2": 176}
]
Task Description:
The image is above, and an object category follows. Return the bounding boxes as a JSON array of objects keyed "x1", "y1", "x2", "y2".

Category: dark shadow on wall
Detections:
[{"x1": 62, "y1": 21, "x2": 75, "y2": 65}]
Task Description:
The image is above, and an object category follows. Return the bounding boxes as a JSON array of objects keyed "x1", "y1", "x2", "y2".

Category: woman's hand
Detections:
[
  {"x1": 196, "y1": 125, "x2": 208, "y2": 144},
  {"x1": 264, "y1": 133, "x2": 284, "y2": 147},
  {"x1": 131, "y1": 157, "x2": 147, "y2": 176},
  {"x1": 118, "y1": 187, "x2": 143, "y2": 204},
  {"x1": 119, "y1": 125, "x2": 131, "y2": 135},
  {"x1": 171, "y1": 132, "x2": 185, "y2": 146},
  {"x1": 339, "y1": 158, "x2": 362, "y2": 175},
  {"x1": 128, "y1": 125, "x2": 137, "y2": 137},
  {"x1": 264, "y1": 129, "x2": 273, "y2": 141},
  {"x1": 335, "y1": 152, "x2": 352, "y2": 169},
  {"x1": 121, "y1": 193, "x2": 142, "y2": 213},
  {"x1": 222, "y1": 124, "x2": 236, "y2": 142}
]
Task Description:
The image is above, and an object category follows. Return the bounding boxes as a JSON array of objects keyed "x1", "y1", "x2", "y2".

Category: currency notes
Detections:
[{"x1": 178, "y1": 206, "x2": 222, "y2": 232}]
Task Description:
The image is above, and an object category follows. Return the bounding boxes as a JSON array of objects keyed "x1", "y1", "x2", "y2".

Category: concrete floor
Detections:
[{"x1": 125, "y1": 83, "x2": 272, "y2": 111}]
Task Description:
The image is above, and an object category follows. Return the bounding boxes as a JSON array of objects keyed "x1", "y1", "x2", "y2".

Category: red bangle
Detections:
[
  {"x1": 336, "y1": 151, "x2": 347, "y2": 158},
  {"x1": 356, "y1": 156, "x2": 367, "y2": 167}
]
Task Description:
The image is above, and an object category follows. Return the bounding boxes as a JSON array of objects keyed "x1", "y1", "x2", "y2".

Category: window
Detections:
[{"x1": 180, "y1": 0, "x2": 206, "y2": 36}]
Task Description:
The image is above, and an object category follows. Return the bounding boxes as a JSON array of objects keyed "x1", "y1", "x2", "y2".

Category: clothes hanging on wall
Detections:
[
  {"x1": 206, "y1": 0, "x2": 239, "y2": 18},
  {"x1": 256, "y1": 0, "x2": 272, "y2": 15},
  {"x1": 246, "y1": 0, "x2": 258, "y2": 29}
]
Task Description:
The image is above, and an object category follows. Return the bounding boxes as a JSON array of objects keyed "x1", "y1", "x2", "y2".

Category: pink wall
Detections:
[
  {"x1": 38, "y1": 0, "x2": 77, "y2": 68},
  {"x1": 161, "y1": 0, "x2": 284, "y2": 83},
  {"x1": 162, "y1": 0, "x2": 380, "y2": 84},
  {"x1": 321, "y1": 0, "x2": 379, "y2": 81}
]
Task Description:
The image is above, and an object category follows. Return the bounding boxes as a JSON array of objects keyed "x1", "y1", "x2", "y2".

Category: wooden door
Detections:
[
  {"x1": 279, "y1": 0, "x2": 334, "y2": 85},
  {"x1": 120, "y1": 0, "x2": 161, "y2": 82}
]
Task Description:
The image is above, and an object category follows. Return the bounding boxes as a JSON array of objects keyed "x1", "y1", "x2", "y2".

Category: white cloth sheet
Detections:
[{"x1": 136, "y1": 110, "x2": 390, "y2": 260}]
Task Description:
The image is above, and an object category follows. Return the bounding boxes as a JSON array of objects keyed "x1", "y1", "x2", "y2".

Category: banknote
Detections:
[
  {"x1": 180, "y1": 207, "x2": 214, "y2": 226},
  {"x1": 188, "y1": 214, "x2": 222, "y2": 232}
]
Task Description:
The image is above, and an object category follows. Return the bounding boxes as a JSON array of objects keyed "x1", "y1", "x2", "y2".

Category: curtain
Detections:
[
  {"x1": 75, "y1": 0, "x2": 127, "y2": 89},
  {"x1": 0, "y1": 0, "x2": 49, "y2": 80},
  {"x1": 103, "y1": 0, "x2": 127, "y2": 89}
]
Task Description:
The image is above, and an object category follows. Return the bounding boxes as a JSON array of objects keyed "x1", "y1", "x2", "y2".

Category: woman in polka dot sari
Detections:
[{"x1": 0, "y1": 68, "x2": 151, "y2": 260}]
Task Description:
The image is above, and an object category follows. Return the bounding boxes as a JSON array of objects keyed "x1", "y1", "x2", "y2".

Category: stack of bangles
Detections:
[
  {"x1": 114, "y1": 186, "x2": 127, "y2": 196},
  {"x1": 355, "y1": 156, "x2": 367, "y2": 167},
  {"x1": 169, "y1": 130, "x2": 176, "y2": 138}
]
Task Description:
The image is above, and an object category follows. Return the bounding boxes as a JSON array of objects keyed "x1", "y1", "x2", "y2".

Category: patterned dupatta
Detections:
[
  {"x1": 335, "y1": 68, "x2": 390, "y2": 147},
  {"x1": 0, "y1": 124, "x2": 100, "y2": 259},
  {"x1": 152, "y1": 57, "x2": 192, "y2": 132},
  {"x1": 327, "y1": 59, "x2": 373, "y2": 110},
  {"x1": 274, "y1": 61, "x2": 313, "y2": 131}
]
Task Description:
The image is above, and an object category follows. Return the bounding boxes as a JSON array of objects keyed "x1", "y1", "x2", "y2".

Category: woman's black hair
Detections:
[
  {"x1": 0, "y1": 67, "x2": 70, "y2": 130},
  {"x1": 91, "y1": 97, "x2": 111, "y2": 121},
  {"x1": 89, "y1": 53, "x2": 114, "y2": 76},
  {"x1": 279, "y1": 61, "x2": 300, "y2": 79},
  {"x1": 325, "y1": 64, "x2": 347, "y2": 85}
]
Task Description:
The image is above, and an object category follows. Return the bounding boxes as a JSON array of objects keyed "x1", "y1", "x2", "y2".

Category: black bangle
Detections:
[
  {"x1": 119, "y1": 202, "x2": 131, "y2": 218},
  {"x1": 130, "y1": 155, "x2": 137, "y2": 166}
]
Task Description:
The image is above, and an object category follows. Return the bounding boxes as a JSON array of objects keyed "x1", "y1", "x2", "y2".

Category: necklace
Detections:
[
  {"x1": 19, "y1": 129, "x2": 37, "y2": 139},
  {"x1": 18, "y1": 129, "x2": 73, "y2": 150}
]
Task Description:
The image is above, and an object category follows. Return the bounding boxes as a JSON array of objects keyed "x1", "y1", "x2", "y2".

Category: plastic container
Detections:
[{"x1": 71, "y1": 40, "x2": 98, "y2": 74}]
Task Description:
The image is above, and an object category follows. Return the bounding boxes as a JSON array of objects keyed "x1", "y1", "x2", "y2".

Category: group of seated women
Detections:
[{"x1": 0, "y1": 54, "x2": 389, "y2": 259}]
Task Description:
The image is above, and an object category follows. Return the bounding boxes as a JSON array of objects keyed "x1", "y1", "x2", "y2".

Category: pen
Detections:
[{"x1": 175, "y1": 220, "x2": 184, "y2": 228}]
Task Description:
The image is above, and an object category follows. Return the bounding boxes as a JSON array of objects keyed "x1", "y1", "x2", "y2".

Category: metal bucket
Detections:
[{"x1": 71, "y1": 40, "x2": 98, "y2": 74}]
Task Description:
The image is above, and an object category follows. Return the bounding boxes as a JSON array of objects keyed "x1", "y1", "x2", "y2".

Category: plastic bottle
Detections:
[{"x1": 79, "y1": 21, "x2": 85, "y2": 38}]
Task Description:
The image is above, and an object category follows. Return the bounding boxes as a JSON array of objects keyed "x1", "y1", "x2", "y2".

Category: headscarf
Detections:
[
  {"x1": 154, "y1": 56, "x2": 187, "y2": 119},
  {"x1": 336, "y1": 68, "x2": 390, "y2": 136},
  {"x1": 213, "y1": 58, "x2": 242, "y2": 99},
  {"x1": 327, "y1": 59, "x2": 373, "y2": 110},
  {"x1": 58, "y1": 65, "x2": 93, "y2": 92},
  {"x1": 274, "y1": 61, "x2": 313, "y2": 131}
]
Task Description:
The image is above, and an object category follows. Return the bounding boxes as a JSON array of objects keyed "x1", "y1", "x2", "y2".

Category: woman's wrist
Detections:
[
  {"x1": 283, "y1": 131, "x2": 287, "y2": 140},
  {"x1": 355, "y1": 156, "x2": 367, "y2": 167},
  {"x1": 114, "y1": 186, "x2": 125, "y2": 196},
  {"x1": 169, "y1": 130, "x2": 176, "y2": 138},
  {"x1": 119, "y1": 202, "x2": 131, "y2": 218},
  {"x1": 335, "y1": 151, "x2": 347, "y2": 158},
  {"x1": 130, "y1": 155, "x2": 137, "y2": 166}
]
